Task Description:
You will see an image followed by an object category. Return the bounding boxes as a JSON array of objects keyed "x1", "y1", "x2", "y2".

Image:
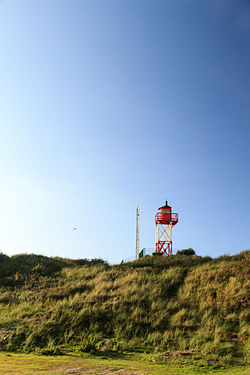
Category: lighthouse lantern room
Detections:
[{"x1": 154, "y1": 200, "x2": 178, "y2": 255}]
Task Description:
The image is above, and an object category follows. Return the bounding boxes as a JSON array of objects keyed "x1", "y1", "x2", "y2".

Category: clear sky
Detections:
[{"x1": 0, "y1": 0, "x2": 249, "y2": 263}]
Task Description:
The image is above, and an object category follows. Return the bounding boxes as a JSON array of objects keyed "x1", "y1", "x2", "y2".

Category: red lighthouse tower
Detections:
[{"x1": 154, "y1": 200, "x2": 178, "y2": 255}]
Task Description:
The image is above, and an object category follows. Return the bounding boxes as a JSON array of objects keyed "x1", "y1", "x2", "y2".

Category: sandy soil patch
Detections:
[{"x1": 64, "y1": 367, "x2": 144, "y2": 374}]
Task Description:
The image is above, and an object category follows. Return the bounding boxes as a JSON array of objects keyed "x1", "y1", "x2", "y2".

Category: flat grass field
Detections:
[{"x1": 0, "y1": 352, "x2": 249, "y2": 375}]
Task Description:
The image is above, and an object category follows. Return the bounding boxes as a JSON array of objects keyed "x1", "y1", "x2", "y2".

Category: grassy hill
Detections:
[{"x1": 0, "y1": 250, "x2": 249, "y2": 364}]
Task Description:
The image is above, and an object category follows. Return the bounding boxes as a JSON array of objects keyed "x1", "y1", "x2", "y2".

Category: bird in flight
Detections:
[{"x1": 73, "y1": 227, "x2": 78, "y2": 230}]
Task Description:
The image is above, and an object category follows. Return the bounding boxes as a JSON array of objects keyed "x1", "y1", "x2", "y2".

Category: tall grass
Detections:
[{"x1": 0, "y1": 250, "x2": 249, "y2": 360}]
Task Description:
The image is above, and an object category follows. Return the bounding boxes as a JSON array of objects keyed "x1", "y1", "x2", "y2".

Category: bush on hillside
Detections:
[
  {"x1": 176, "y1": 248, "x2": 196, "y2": 256},
  {"x1": 39, "y1": 346, "x2": 63, "y2": 356},
  {"x1": 73, "y1": 258, "x2": 109, "y2": 267}
]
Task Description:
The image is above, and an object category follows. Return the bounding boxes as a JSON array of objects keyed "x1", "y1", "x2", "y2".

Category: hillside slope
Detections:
[{"x1": 0, "y1": 251, "x2": 249, "y2": 361}]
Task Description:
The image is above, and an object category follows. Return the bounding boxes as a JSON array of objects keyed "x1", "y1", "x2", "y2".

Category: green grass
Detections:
[
  {"x1": 0, "y1": 352, "x2": 249, "y2": 375},
  {"x1": 0, "y1": 250, "x2": 249, "y2": 366}
]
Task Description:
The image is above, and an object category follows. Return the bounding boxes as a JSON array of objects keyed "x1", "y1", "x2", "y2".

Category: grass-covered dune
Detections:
[{"x1": 0, "y1": 250, "x2": 249, "y2": 363}]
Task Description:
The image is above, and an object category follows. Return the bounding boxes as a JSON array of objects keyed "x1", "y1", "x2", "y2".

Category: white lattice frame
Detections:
[{"x1": 156, "y1": 223, "x2": 172, "y2": 243}]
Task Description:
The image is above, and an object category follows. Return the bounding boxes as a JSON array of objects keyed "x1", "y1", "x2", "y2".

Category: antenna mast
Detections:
[{"x1": 136, "y1": 204, "x2": 140, "y2": 259}]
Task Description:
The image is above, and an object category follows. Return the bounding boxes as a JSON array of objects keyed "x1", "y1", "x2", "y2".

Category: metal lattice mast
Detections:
[{"x1": 136, "y1": 204, "x2": 140, "y2": 259}]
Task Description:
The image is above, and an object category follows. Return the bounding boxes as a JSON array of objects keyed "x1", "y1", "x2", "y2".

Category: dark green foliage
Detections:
[
  {"x1": 77, "y1": 336, "x2": 101, "y2": 353},
  {"x1": 118, "y1": 253, "x2": 211, "y2": 269},
  {"x1": 0, "y1": 250, "x2": 249, "y2": 361},
  {"x1": 38, "y1": 346, "x2": 63, "y2": 356},
  {"x1": 73, "y1": 258, "x2": 110, "y2": 268},
  {"x1": 176, "y1": 248, "x2": 196, "y2": 256}
]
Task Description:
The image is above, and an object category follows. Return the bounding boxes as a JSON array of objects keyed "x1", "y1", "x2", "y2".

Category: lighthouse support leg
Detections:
[{"x1": 155, "y1": 224, "x2": 173, "y2": 255}]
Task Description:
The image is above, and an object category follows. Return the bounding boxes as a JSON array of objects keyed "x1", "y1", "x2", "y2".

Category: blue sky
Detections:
[{"x1": 0, "y1": 0, "x2": 249, "y2": 263}]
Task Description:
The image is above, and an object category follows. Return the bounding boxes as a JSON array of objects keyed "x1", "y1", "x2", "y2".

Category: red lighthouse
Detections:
[{"x1": 154, "y1": 200, "x2": 178, "y2": 255}]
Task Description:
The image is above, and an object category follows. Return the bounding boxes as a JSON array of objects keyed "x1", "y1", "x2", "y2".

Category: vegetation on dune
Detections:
[
  {"x1": 1, "y1": 352, "x2": 250, "y2": 375},
  {"x1": 0, "y1": 250, "x2": 249, "y2": 365}
]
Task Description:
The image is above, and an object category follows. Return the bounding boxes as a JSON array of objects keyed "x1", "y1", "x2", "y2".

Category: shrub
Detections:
[
  {"x1": 176, "y1": 248, "x2": 196, "y2": 256},
  {"x1": 77, "y1": 336, "x2": 101, "y2": 353},
  {"x1": 39, "y1": 346, "x2": 63, "y2": 356}
]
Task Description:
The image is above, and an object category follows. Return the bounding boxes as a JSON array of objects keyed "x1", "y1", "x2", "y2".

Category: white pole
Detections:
[{"x1": 136, "y1": 204, "x2": 140, "y2": 259}]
